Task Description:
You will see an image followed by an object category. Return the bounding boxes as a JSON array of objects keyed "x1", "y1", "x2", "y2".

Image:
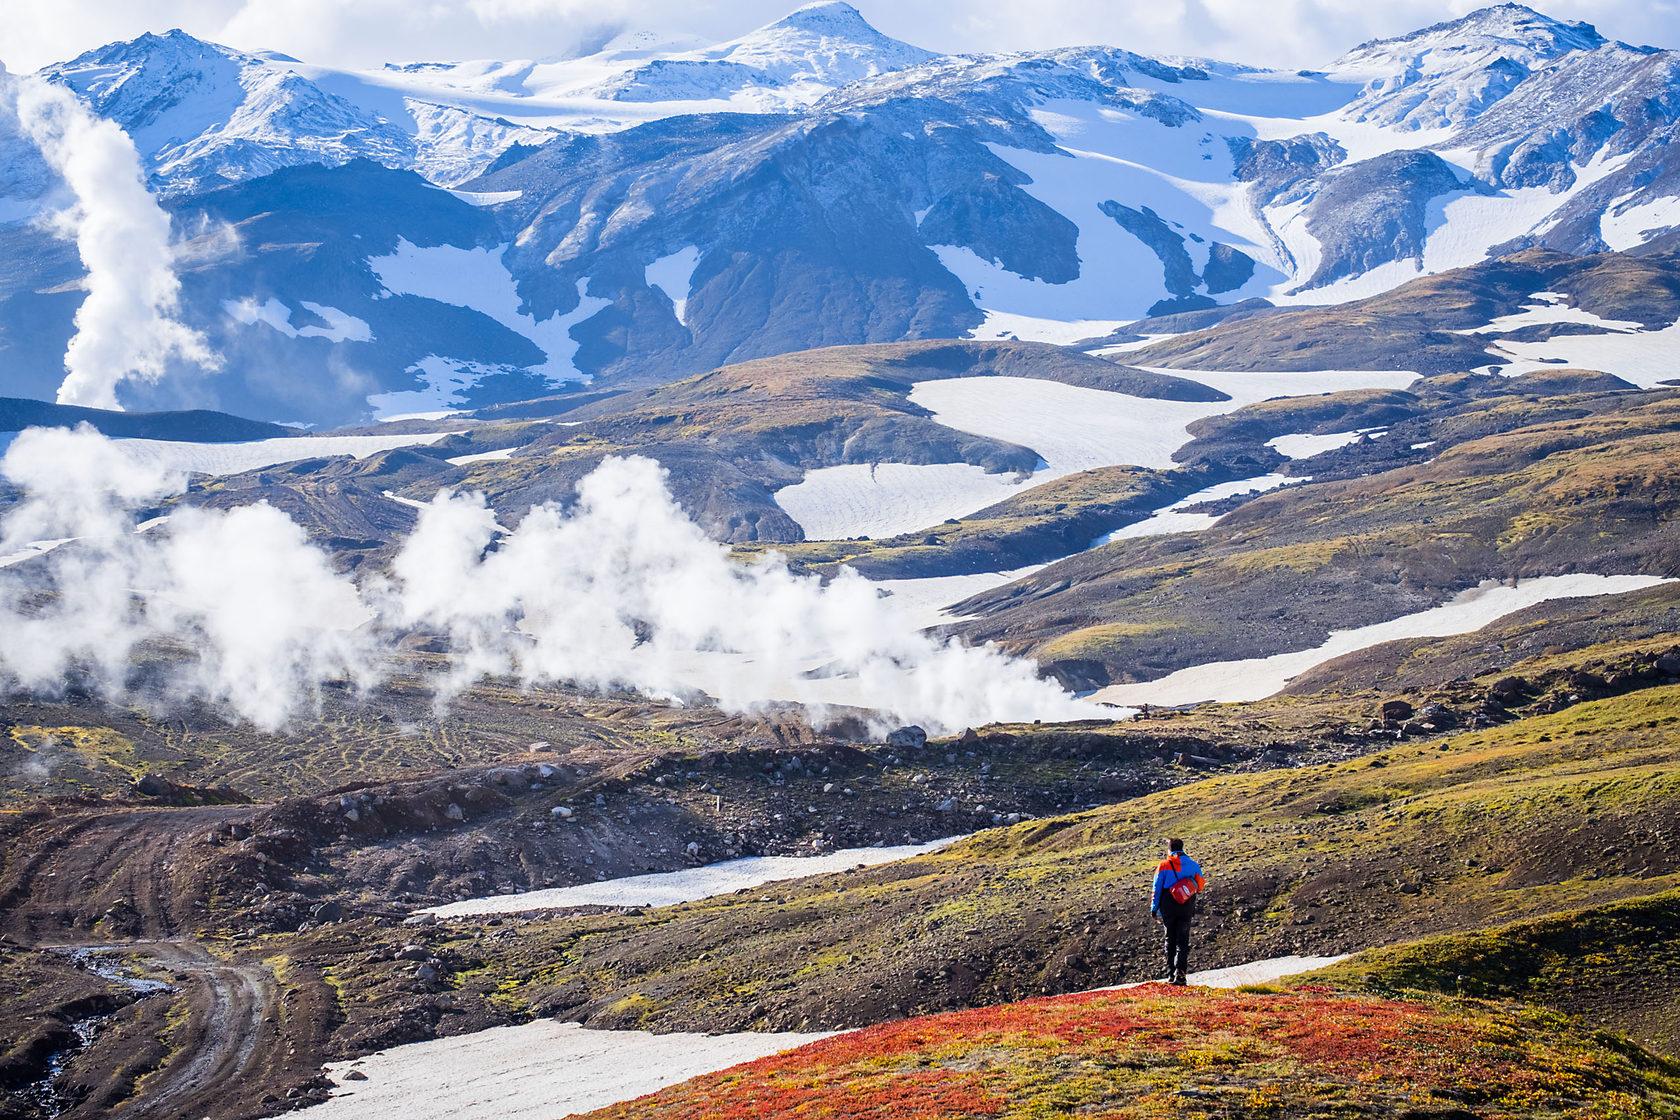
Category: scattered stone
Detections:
[
  {"x1": 550, "y1": 805, "x2": 574, "y2": 819},
  {"x1": 1380, "y1": 699, "x2": 1414, "y2": 722},
  {"x1": 444, "y1": 803, "x2": 464, "y2": 822}
]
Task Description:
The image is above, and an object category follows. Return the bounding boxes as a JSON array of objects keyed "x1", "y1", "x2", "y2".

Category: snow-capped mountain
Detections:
[
  {"x1": 1331, "y1": 2, "x2": 1608, "y2": 130},
  {"x1": 37, "y1": 2, "x2": 937, "y2": 194},
  {"x1": 41, "y1": 30, "x2": 554, "y2": 190},
  {"x1": 5, "y1": 3, "x2": 1680, "y2": 427}
]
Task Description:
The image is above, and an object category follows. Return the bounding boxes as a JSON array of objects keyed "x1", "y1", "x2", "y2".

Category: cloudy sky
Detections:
[{"x1": 2, "y1": 0, "x2": 1675, "y2": 72}]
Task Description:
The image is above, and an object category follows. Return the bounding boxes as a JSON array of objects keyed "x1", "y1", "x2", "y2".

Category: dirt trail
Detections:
[
  {"x1": 0, "y1": 805, "x2": 251, "y2": 942},
  {"x1": 0, "y1": 806, "x2": 327, "y2": 1119},
  {"x1": 40, "y1": 941, "x2": 287, "y2": 1120},
  {"x1": 101, "y1": 942, "x2": 282, "y2": 1120}
]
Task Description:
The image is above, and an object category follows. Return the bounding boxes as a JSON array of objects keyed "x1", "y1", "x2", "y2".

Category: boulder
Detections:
[
  {"x1": 1489, "y1": 676, "x2": 1530, "y2": 703},
  {"x1": 1418, "y1": 702, "x2": 1459, "y2": 729},
  {"x1": 1379, "y1": 699, "x2": 1414, "y2": 723},
  {"x1": 887, "y1": 726, "x2": 928, "y2": 750}
]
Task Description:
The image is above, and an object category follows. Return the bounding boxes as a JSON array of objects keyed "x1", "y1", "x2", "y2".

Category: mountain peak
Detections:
[
  {"x1": 747, "y1": 1, "x2": 923, "y2": 54},
  {"x1": 709, "y1": 1, "x2": 933, "y2": 86},
  {"x1": 1348, "y1": 3, "x2": 1605, "y2": 60},
  {"x1": 770, "y1": 1, "x2": 874, "y2": 31}
]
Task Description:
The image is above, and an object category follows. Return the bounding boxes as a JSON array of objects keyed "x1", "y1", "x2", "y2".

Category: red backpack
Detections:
[{"x1": 1164, "y1": 856, "x2": 1202, "y2": 904}]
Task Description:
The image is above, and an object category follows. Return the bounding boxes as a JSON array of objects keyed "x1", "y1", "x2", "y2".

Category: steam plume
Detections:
[
  {"x1": 0, "y1": 428, "x2": 1097, "y2": 733},
  {"x1": 4, "y1": 71, "x2": 216, "y2": 409},
  {"x1": 387, "y1": 457, "x2": 1097, "y2": 731}
]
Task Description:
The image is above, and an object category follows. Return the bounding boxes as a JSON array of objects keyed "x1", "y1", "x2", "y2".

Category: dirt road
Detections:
[{"x1": 46, "y1": 941, "x2": 288, "y2": 1120}]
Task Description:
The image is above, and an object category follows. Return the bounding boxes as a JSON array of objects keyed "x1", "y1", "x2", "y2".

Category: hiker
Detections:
[{"x1": 1150, "y1": 837, "x2": 1205, "y2": 985}]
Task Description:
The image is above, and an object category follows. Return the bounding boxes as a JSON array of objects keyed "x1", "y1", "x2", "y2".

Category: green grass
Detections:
[{"x1": 1312, "y1": 889, "x2": 1680, "y2": 1057}]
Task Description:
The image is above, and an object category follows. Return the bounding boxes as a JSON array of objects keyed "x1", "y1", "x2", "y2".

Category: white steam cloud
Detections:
[
  {"x1": 0, "y1": 427, "x2": 1097, "y2": 733},
  {"x1": 2, "y1": 70, "x2": 216, "y2": 410},
  {"x1": 0, "y1": 426, "x2": 379, "y2": 728}
]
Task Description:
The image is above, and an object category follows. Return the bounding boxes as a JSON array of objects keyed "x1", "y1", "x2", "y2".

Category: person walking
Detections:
[{"x1": 1150, "y1": 838, "x2": 1205, "y2": 985}]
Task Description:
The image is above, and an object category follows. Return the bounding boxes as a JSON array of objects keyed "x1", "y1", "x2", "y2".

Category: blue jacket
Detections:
[{"x1": 1151, "y1": 852, "x2": 1204, "y2": 913}]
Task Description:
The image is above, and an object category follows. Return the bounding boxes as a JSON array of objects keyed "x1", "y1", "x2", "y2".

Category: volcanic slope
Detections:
[
  {"x1": 276, "y1": 680, "x2": 1680, "y2": 1038},
  {"x1": 949, "y1": 386, "x2": 1680, "y2": 689}
]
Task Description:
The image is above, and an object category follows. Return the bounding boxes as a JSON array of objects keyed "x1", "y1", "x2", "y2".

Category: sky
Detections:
[{"x1": 1, "y1": 0, "x2": 1676, "y2": 73}]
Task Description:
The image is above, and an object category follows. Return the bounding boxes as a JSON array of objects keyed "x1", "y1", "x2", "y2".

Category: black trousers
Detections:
[{"x1": 1160, "y1": 898, "x2": 1194, "y2": 976}]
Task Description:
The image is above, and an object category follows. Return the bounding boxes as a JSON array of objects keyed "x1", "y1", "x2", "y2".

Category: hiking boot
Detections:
[{"x1": 1171, "y1": 970, "x2": 1187, "y2": 986}]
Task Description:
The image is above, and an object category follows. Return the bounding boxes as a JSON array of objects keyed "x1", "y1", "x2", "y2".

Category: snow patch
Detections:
[
  {"x1": 368, "y1": 355, "x2": 503, "y2": 419},
  {"x1": 1453, "y1": 297, "x2": 1641, "y2": 336},
  {"x1": 446, "y1": 447, "x2": 518, "y2": 466},
  {"x1": 1601, "y1": 194, "x2": 1680, "y2": 252},
  {"x1": 645, "y1": 246, "x2": 701, "y2": 325},
  {"x1": 446, "y1": 188, "x2": 523, "y2": 207},
  {"x1": 1266, "y1": 428, "x2": 1384, "y2": 459},
  {"x1": 1096, "y1": 574, "x2": 1674, "y2": 707},
  {"x1": 0, "y1": 537, "x2": 76, "y2": 570},
  {"x1": 775, "y1": 461, "x2": 1035, "y2": 542},
  {"x1": 1093, "y1": 473, "x2": 1301, "y2": 545},
  {"x1": 423, "y1": 837, "x2": 960, "y2": 918},
  {"x1": 1482, "y1": 317, "x2": 1680, "y2": 388},
  {"x1": 225, "y1": 297, "x2": 373, "y2": 343},
  {"x1": 301, "y1": 1021, "x2": 834, "y2": 1120},
  {"x1": 112, "y1": 433, "x2": 448, "y2": 477},
  {"x1": 369, "y1": 240, "x2": 608, "y2": 381},
  {"x1": 870, "y1": 566, "x2": 1045, "y2": 631},
  {"x1": 775, "y1": 368, "x2": 1416, "y2": 540},
  {"x1": 1103, "y1": 954, "x2": 1351, "y2": 991}
]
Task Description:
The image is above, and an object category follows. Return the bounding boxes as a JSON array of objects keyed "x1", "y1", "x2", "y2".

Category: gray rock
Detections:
[{"x1": 887, "y1": 726, "x2": 928, "y2": 750}]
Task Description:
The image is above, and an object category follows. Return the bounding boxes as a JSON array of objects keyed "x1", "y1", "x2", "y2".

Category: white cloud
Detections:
[{"x1": 0, "y1": 0, "x2": 1673, "y2": 73}]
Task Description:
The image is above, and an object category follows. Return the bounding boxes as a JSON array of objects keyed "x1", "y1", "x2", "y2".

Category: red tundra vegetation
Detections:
[{"x1": 584, "y1": 984, "x2": 1680, "y2": 1119}]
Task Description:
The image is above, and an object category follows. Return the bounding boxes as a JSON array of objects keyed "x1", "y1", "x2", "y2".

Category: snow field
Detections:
[
  {"x1": 369, "y1": 240, "x2": 609, "y2": 382},
  {"x1": 775, "y1": 368, "x2": 1416, "y2": 541},
  {"x1": 1095, "y1": 574, "x2": 1674, "y2": 708},
  {"x1": 423, "y1": 837, "x2": 961, "y2": 918},
  {"x1": 112, "y1": 432, "x2": 450, "y2": 476},
  {"x1": 1266, "y1": 428, "x2": 1383, "y2": 459},
  {"x1": 1092, "y1": 473, "x2": 1301, "y2": 546}
]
